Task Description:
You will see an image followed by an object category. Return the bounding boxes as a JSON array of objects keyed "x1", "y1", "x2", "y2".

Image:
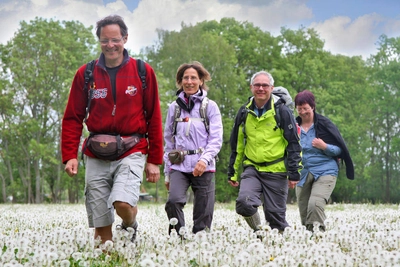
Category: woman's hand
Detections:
[
  {"x1": 312, "y1": 138, "x2": 327, "y2": 150},
  {"x1": 193, "y1": 160, "x2": 207, "y2": 176}
]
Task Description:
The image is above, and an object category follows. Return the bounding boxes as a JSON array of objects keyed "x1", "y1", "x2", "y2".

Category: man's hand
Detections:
[
  {"x1": 288, "y1": 181, "x2": 298, "y2": 189},
  {"x1": 65, "y1": 159, "x2": 78, "y2": 177},
  {"x1": 228, "y1": 179, "x2": 239, "y2": 187},
  {"x1": 145, "y1": 163, "x2": 160, "y2": 183}
]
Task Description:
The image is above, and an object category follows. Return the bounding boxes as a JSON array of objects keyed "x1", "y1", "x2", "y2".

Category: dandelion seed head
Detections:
[
  {"x1": 104, "y1": 240, "x2": 114, "y2": 251},
  {"x1": 178, "y1": 226, "x2": 187, "y2": 236},
  {"x1": 169, "y1": 218, "x2": 178, "y2": 226},
  {"x1": 60, "y1": 259, "x2": 71, "y2": 267},
  {"x1": 139, "y1": 258, "x2": 155, "y2": 267},
  {"x1": 170, "y1": 229, "x2": 178, "y2": 239}
]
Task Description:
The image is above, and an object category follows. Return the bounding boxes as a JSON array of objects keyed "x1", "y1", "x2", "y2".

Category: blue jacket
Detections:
[
  {"x1": 297, "y1": 124, "x2": 342, "y2": 187},
  {"x1": 296, "y1": 112, "x2": 354, "y2": 180}
]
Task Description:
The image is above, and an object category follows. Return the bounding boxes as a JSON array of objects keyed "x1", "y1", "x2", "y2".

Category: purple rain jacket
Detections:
[{"x1": 163, "y1": 89, "x2": 223, "y2": 179}]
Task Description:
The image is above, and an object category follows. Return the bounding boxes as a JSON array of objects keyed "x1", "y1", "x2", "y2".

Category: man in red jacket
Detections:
[{"x1": 61, "y1": 15, "x2": 163, "y2": 244}]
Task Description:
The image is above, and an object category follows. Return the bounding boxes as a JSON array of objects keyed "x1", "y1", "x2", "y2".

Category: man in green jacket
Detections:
[{"x1": 228, "y1": 71, "x2": 302, "y2": 232}]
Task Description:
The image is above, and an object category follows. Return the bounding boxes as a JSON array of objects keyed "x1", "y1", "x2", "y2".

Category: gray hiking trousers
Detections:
[
  {"x1": 236, "y1": 166, "x2": 289, "y2": 231},
  {"x1": 165, "y1": 170, "x2": 215, "y2": 234}
]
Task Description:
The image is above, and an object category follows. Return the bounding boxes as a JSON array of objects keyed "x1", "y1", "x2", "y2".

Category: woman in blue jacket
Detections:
[{"x1": 294, "y1": 90, "x2": 354, "y2": 232}]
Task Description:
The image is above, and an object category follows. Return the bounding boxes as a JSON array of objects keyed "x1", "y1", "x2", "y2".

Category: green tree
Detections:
[
  {"x1": 198, "y1": 18, "x2": 282, "y2": 79},
  {"x1": 366, "y1": 35, "x2": 400, "y2": 202},
  {"x1": 275, "y1": 27, "x2": 326, "y2": 94},
  {"x1": 0, "y1": 17, "x2": 98, "y2": 203}
]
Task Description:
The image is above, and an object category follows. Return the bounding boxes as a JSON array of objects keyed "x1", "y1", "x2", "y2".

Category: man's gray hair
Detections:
[{"x1": 250, "y1": 71, "x2": 274, "y2": 86}]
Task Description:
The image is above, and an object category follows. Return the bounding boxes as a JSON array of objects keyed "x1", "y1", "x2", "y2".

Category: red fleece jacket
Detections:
[{"x1": 61, "y1": 51, "x2": 163, "y2": 165}]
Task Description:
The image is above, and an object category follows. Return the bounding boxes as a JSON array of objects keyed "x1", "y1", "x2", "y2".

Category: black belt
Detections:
[
  {"x1": 245, "y1": 157, "x2": 284, "y2": 167},
  {"x1": 182, "y1": 148, "x2": 204, "y2": 155}
]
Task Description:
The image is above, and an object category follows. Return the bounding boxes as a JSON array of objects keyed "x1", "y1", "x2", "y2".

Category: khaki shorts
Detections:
[{"x1": 84, "y1": 152, "x2": 146, "y2": 228}]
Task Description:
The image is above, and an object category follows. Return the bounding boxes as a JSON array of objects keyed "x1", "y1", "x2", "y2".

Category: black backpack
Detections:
[{"x1": 83, "y1": 59, "x2": 147, "y2": 122}]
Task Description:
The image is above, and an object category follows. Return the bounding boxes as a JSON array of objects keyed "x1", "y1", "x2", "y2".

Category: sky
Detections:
[{"x1": 1, "y1": 0, "x2": 400, "y2": 59}]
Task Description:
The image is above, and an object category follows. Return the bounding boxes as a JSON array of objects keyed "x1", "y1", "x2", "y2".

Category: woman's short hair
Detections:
[{"x1": 294, "y1": 90, "x2": 316, "y2": 109}]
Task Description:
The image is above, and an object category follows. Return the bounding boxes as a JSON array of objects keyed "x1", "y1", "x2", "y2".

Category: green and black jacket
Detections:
[{"x1": 228, "y1": 95, "x2": 302, "y2": 181}]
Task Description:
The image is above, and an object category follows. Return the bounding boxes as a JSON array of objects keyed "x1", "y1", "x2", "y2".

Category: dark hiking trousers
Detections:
[
  {"x1": 236, "y1": 166, "x2": 289, "y2": 231},
  {"x1": 165, "y1": 170, "x2": 215, "y2": 234}
]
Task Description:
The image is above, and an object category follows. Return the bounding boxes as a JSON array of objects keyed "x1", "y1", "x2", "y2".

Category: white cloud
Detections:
[
  {"x1": 127, "y1": 0, "x2": 313, "y2": 53},
  {"x1": 31, "y1": 0, "x2": 49, "y2": 7},
  {"x1": 310, "y1": 13, "x2": 395, "y2": 58},
  {"x1": 0, "y1": 0, "x2": 313, "y2": 54},
  {"x1": 383, "y1": 18, "x2": 400, "y2": 38},
  {"x1": 0, "y1": 0, "x2": 399, "y2": 59}
]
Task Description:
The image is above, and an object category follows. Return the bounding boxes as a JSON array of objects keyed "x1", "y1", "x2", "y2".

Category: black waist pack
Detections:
[
  {"x1": 168, "y1": 150, "x2": 185, "y2": 164},
  {"x1": 86, "y1": 134, "x2": 141, "y2": 161}
]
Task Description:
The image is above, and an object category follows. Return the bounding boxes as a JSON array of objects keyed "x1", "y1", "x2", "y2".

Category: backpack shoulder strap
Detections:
[
  {"x1": 200, "y1": 97, "x2": 219, "y2": 161},
  {"x1": 172, "y1": 97, "x2": 209, "y2": 138},
  {"x1": 172, "y1": 102, "x2": 181, "y2": 136},
  {"x1": 199, "y1": 97, "x2": 210, "y2": 134},
  {"x1": 84, "y1": 60, "x2": 96, "y2": 123},
  {"x1": 240, "y1": 106, "x2": 249, "y2": 143},
  {"x1": 84, "y1": 60, "x2": 96, "y2": 91},
  {"x1": 273, "y1": 94, "x2": 282, "y2": 131},
  {"x1": 239, "y1": 97, "x2": 253, "y2": 138},
  {"x1": 136, "y1": 59, "x2": 147, "y2": 90}
]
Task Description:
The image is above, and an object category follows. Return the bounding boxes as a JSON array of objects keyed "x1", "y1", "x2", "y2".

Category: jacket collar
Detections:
[{"x1": 97, "y1": 49, "x2": 130, "y2": 69}]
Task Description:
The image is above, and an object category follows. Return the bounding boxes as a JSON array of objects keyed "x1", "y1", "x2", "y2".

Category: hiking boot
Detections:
[
  {"x1": 116, "y1": 221, "x2": 138, "y2": 243},
  {"x1": 244, "y1": 212, "x2": 261, "y2": 232}
]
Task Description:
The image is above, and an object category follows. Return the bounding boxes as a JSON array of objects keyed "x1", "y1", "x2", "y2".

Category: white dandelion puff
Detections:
[
  {"x1": 169, "y1": 218, "x2": 179, "y2": 226},
  {"x1": 104, "y1": 240, "x2": 114, "y2": 252},
  {"x1": 178, "y1": 226, "x2": 187, "y2": 236},
  {"x1": 139, "y1": 258, "x2": 155, "y2": 267},
  {"x1": 60, "y1": 259, "x2": 71, "y2": 267}
]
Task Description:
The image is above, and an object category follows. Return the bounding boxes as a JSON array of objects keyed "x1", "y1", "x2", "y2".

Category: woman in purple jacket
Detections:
[{"x1": 163, "y1": 61, "x2": 223, "y2": 235}]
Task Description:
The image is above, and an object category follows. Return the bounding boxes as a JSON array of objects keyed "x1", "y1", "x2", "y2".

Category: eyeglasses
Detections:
[
  {"x1": 252, "y1": 83, "x2": 271, "y2": 89},
  {"x1": 183, "y1": 76, "x2": 199, "y2": 82},
  {"x1": 99, "y1": 36, "x2": 125, "y2": 45},
  {"x1": 296, "y1": 107, "x2": 312, "y2": 112}
]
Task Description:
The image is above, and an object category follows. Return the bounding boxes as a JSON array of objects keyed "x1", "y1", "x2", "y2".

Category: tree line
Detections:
[{"x1": 0, "y1": 17, "x2": 399, "y2": 204}]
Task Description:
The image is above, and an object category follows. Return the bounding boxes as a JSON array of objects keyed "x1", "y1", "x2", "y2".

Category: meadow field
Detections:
[{"x1": 1, "y1": 203, "x2": 400, "y2": 266}]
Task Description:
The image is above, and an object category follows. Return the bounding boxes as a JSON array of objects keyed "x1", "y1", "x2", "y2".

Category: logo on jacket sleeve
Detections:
[{"x1": 125, "y1": 86, "x2": 138, "y2": 96}]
